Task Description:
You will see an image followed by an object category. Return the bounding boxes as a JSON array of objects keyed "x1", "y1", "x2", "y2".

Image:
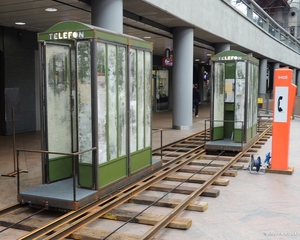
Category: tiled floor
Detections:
[{"x1": 1, "y1": 103, "x2": 300, "y2": 239}]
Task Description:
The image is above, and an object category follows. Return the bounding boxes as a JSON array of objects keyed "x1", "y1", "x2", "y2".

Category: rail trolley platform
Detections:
[
  {"x1": 205, "y1": 134, "x2": 260, "y2": 152},
  {"x1": 18, "y1": 159, "x2": 162, "y2": 211}
]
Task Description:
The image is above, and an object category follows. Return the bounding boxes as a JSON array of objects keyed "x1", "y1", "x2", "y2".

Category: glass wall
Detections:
[{"x1": 152, "y1": 69, "x2": 169, "y2": 111}]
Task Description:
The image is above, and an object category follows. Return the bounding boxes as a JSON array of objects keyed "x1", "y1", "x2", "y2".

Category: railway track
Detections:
[{"x1": 0, "y1": 121, "x2": 272, "y2": 239}]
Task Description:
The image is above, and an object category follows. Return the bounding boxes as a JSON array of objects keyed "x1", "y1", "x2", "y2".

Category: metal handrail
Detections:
[
  {"x1": 15, "y1": 147, "x2": 97, "y2": 203},
  {"x1": 225, "y1": 0, "x2": 300, "y2": 54},
  {"x1": 152, "y1": 128, "x2": 163, "y2": 159}
]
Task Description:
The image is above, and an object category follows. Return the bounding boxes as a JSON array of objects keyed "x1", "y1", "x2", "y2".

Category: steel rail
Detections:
[
  {"x1": 41, "y1": 149, "x2": 207, "y2": 240},
  {"x1": 19, "y1": 145, "x2": 206, "y2": 239},
  {"x1": 0, "y1": 203, "x2": 23, "y2": 218},
  {"x1": 152, "y1": 129, "x2": 207, "y2": 152},
  {"x1": 139, "y1": 124, "x2": 272, "y2": 239},
  {"x1": 19, "y1": 125, "x2": 271, "y2": 239}
]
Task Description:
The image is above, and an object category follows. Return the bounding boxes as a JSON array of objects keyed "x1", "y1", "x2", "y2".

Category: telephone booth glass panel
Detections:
[
  {"x1": 96, "y1": 42, "x2": 107, "y2": 164},
  {"x1": 213, "y1": 62, "x2": 225, "y2": 140},
  {"x1": 138, "y1": 50, "x2": 145, "y2": 150},
  {"x1": 129, "y1": 48, "x2": 137, "y2": 152},
  {"x1": 234, "y1": 61, "x2": 246, "y2": 142},
  {"x1": 117, "y1": 46, "x2": 127, "y2": 156},
  {"x1": 44, "y1": 43, "x2": 73, "y2": 182},
  {"x1": 107, "y1": 44, "x2": 118, "y2": 160},
  {"x1": 145, "y1": 51, "x2": 152, "y2": 147},
  {"x1": 77, "y1": 41, "x2": 92, "y2": 164}
]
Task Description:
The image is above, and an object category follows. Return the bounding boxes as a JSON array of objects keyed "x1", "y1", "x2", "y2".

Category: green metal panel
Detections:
[
  {"x1": 78, "y1": 163, "x2": 93, "y2": 188},
  {"x1": 130, "y1": 147, "x2": 151, "y2": 173},
  {"x1": 224, "y1": 111, "x2": 234, "y2": 138},
  {"x1": 252, "y1": 123, "x2": 257, "y2": 137},
  {"x1": 246, "y1": 127, "x2": 252, "y2": 142},
  {"x1": 224, "y1": 103, "x2": 234, "y2": 111},
  {"x1": 95, "y1": 31, "x2": 128, "y2": 44},
  {"x1": 128, "y1": 38, "x2": 153, "y2": 51},
  {"x1": 49, "y1": 156, "x2": 72, "y2": 182},
  {"x1": 98, "y1": 157, "x2": 127, "y2": 188},
  {"x1": 233, "y1": 129, "x2": 243, "y2": 143},
  {"x1": 78, "y1": 156, "x2": 127, "y2": 188},
  {"x1": 213, "y1": 126, "x2": 224, "y2": 140},
  {"x1": 225, "y1": 62, "x2": 235, "y2": 79}
]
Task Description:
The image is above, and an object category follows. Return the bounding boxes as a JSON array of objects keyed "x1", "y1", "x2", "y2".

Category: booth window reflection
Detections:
[{"x1": 152, "y1": 68, "x2": 169, "y2": 112}]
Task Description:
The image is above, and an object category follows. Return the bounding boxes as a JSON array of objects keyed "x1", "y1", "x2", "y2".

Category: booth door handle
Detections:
[{"x1": 71, "y1": 96, "x2": 74, "y2": 111}]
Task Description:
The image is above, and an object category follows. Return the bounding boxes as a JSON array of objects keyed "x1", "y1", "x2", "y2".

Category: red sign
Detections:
[{"x1": 162, "y1": 57, "x2": 173, "y2": 67}]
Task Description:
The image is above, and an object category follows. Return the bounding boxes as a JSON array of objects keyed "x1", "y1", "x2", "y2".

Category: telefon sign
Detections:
[{"x1": 48, "y1": 31, "x2": 85, "y2": 40}]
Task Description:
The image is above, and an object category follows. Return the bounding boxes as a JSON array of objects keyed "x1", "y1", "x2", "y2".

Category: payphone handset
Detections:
[{"x1": 277, "y1": 96, "x2": 283, "y2": 112}]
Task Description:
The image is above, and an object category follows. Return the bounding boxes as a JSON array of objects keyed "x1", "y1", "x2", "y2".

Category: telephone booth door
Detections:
[
  {"x1": 41, "y1": 42, "x2": 96, "y2": 188},
  {"x1": 212, "y1": 62, "x2": 225, "y2": 140}
]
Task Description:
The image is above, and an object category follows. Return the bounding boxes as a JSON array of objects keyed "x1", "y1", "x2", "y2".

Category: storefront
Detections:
[{"x1": 152, "y1": 68, "x2": 169, "y2": 111}]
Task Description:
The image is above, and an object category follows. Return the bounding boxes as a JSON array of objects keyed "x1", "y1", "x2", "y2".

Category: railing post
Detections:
[
  {"x1": 72, "y1": 154, "x2": 76, "y2": 202},
  {"x1": 160, "y1": 130, "x2": 163, "y2": 160},
  {"x1": 16, "y1": 150, "x2": 20, "y2": 195}
]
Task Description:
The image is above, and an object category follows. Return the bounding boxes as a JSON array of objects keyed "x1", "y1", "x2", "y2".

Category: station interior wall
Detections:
[{"x1": 0, "y1": 26, "x2": 37, "y2": 135}]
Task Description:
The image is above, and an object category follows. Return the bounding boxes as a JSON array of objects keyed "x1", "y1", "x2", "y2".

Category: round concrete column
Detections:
[
  {"x1": 273, "y1": 62, "x2": 280, "y2": 70},
  {"x1": 172, "y1": 27, "x2": 194, "y2": 130},
  {"x1": 214, "y1": 43, "x2": 230, "y2": 53},
  {"x1": 259, "y1": 58, "x2": 268, "y2": 99},
  {"x1": 91, "y1": 0, "x2": 123, "y2": 33}
]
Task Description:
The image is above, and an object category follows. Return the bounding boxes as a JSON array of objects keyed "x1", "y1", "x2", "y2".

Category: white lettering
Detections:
[
  {"x1": 218, "y1": 56, "x2": 243, "y2": 61},
  {"x1": 278, "y1": 76, "x2": 288, "y2": 79},
  {"x1": 78, "y1": 31, "x2": 84, "y2": 38},
  {"x1": 72, "y1": 32, "x2": 78, "y2": 39},
  {"x1": 48, "y1": 31, "x2": 85, "y2": 40}
]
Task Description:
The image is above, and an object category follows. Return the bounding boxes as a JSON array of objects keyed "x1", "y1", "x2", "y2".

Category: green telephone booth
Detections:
[
  {"x1": 38, "y1": 21, "x2": 154, "y2": 189},
  {"x1": 207, "y1": 50, "x2": 259, "y2": 151}
]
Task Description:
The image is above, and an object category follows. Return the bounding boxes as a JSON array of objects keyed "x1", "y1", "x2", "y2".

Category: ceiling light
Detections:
[
  {"x1": 143, "y1": 36, "x2": 151, "y2": 39},
  {"x1": 45, "y1": 7, "x2": 57, "y2": 12},
  {"x1": 195, "y1": 59, "x2": 200, "y2": 61},
  {"x1": 15, "y1": 22, "x2": 25, "y2": 25}
]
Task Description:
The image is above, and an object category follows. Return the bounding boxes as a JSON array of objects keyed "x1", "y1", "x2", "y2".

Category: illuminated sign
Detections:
[
  {"x1": 257, "y1": 98, "x2": 263, "y2": 103},
  {"x1": 218, "y1": 56, "x2": 242, "y2": 61},
  {"x1": 162, "y1": 57, "x2": 173, "y2": 67},
  {"x1": 48, "y1": 31, "x2": 84, "y2": 40}
]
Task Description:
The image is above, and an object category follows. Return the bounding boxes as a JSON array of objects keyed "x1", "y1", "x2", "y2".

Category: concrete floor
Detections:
[{"x1": 1, "y1": 103, "x2": 300, "y2": 239}]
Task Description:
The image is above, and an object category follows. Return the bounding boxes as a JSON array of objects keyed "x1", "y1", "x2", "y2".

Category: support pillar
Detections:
[
  {"x1": 259, "y1": 58, "x2": 268, "y2": 100},
  {"x1": 91, "y1": 0, "x2": 123, "y2": 33},
  {"x1": 272, "y1": 62, "x2": 280, "y2": 93},
  {"x1": 172, "y1": 27, "x2": 194, "y2": 130}
]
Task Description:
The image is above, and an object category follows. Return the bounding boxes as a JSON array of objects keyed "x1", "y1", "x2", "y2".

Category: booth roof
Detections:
[
  {"x1": 38, "y1": 20, "x2": 153, "y2": 50},
  {"x1": 211, "y1": 50, "x2": 259, "y2": 64}
]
